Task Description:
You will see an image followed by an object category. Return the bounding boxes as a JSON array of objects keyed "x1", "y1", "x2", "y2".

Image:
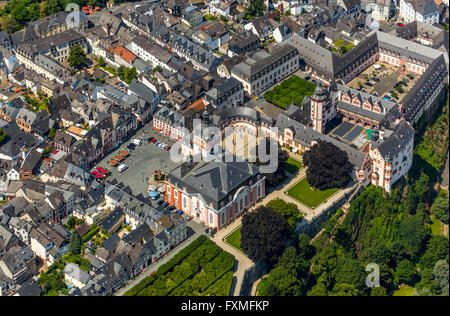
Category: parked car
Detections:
[
  {"x1": 127, "y1": 143, "x2": 136, "y2": 150},
  {"x1": 118, "y1": 164, "x2": 128, "y2": 173},
  {"x1": 131, "y1": 139, "x2": 142, "y2": 146},
  {"x1": 165, "y1": 146, "x2": 171, "y2": 151}
]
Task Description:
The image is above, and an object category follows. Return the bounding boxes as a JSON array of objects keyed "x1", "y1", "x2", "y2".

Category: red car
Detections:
[
  {"x1": 96, "y1": 167, "x2": 108, "y2": 174},
  {"x1": 151, "y1": 139, "x2": 157, "y2": 143},
  {"x1": 165, "y1": 146, "x2": 171, "y2": 151},
  {"x1": 91, "y1": 171, "x2": 103, "y2": 179}
]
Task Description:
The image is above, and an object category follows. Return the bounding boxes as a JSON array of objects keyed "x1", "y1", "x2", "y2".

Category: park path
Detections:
[{"x1": 211, "y1": 219, "x2": 253, "y2": 296}]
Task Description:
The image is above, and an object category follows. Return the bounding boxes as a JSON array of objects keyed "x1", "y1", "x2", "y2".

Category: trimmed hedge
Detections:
[
  {"x1": 263, "y1": 75, "x2": 315, "y2": 109},
  {"x1": 201, "y1": 271, "x2": 234, "y2": 296},
  {"x1": 169, "y1": 251, "x2": 235, "y2": 296},
  {"x1": 139, "y1": 239, "x2": 222, "y2": 296},
  {"x1": 123, "y1": 235, "x2": 208, "y2": 296},
  {"x1": 81, "y1": 227, "x2": 99, "y2": 242}
]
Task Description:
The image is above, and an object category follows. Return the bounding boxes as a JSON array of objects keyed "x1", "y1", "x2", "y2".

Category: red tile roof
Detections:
[{"x1": 114, "y1": 46, "x2": 137, "y2": 64}]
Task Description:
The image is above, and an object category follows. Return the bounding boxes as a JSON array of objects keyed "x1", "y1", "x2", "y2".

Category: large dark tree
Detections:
[
  {"x1": 303, "y1": 139, "x2": 352, "y2": 190},
  {"x1": 241, "y1": 206, "x2": 290, "y2": 265}
]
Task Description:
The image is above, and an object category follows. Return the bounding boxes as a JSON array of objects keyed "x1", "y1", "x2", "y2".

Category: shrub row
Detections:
[
  {"x1": 169, "y1": 251, "x2": 235, "y2": 296},
  {"x1": 201, "y1": 271, "x2": 234, "y2": 296},
  {"x1": 124, "y1": 235, "x2": 208, "y2": 296},
  {"x1": 81, "y1": 227, "x2": 99, "y2": 242},
  {"x1": 139, "y1": 239, "x2": 223, "y2": 296}
]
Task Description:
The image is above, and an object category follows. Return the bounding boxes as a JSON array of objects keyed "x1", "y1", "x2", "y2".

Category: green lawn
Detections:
[
  {"x1": 283, "y1": 157, "x2": 303, "y2": 174},
  {"x1": 263, "y1": 75, "x2": 315, "y2": 109},
  {"x1": 224, "y1": 226, "x2": 244, "y2": 253},
  {"x1": 429, "y1": 215, "x2": 445, "y2": 237},
  {"x1": 393, "y1": 285, "x2": 415, "y2": 296},
  {"x1": 287, "y1": 178, "x2": 338, "y2": 208}
]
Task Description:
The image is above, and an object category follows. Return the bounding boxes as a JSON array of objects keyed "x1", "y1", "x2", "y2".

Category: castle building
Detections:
[{"x1": 165, "y1": 160, "x2": 265, "y2": 230}]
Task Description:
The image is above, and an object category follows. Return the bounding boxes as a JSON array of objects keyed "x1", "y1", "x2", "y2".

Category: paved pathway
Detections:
[
  {"x1": 252, "y1": 166, "x2": 355, "y2": 222},
  {"x1": 211, "y1": 219, "x2": 254, "y2": 296},
  {"x1": 440, "y1": 150, "x2": 449, "y2": 189}
]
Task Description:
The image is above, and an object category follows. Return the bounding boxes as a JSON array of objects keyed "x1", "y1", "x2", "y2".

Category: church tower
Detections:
[{"x1": 310, "y1": 82, "x2": 329, "y2": 134}]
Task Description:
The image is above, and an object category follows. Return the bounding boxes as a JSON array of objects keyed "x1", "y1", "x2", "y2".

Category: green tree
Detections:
[
  {"x1": 69, "y1": 231, "x2": 81, "y2": 254},
  {"x1": 241, "y1": 206, "x2": 290, "y2": 265},
  {"x1": 419, "y1": 235, "x2": 449, "y2": 270},
  {"x1": 68, "y1": 44, "x2": 87, "y2": 70},
  {"x1": 96, "y1": 56, "x2": 106, "y2": 67},
  {"x1": 266, "y1": 199, "x2": 303, "y2": 234},
  {"x1": 432, "y1": 192, "x2": 449, "y2": 223},
  {"x1": 331, "y1": 283, "x2": 361, "y2": 296},
  {"x1": 370, "y1": 287, "x2": 387, "y2": 296},
  {"x1": 398, "y1": 215, "x2": 427, "y2": 260},
  {"x1": 0, "y1": 128, "x2": 7, "y2": 145},
  {"x1": 334, "y1": 258, "x2": 366, "y2": 292},
  {"x1": 258, "y1": 247, "x2": 305, "y2": 296},
  {"x1": 307, "y1": 282, "x2": 328, "y2": 296},
  {"x1": 303, "y1": 139, "x2": 353, "y2": 190},
  {"x1": 124, "y1": 67, "x2": 137, "y2": 84},
  {"x1": 67, "y1": 216, "x2": 77, "y2": 230},
  {"x1": 246, "y1": 0, "x2": 266, "y2": 18},
  {"x1": 297, "y1": 233, "x2": 315, "y2": 260},
  {"x1": 48, "y1": 127, "x2": 56, "y2": 140},
  {"x1": 395, "y1": 259, "x2": 416, "y2": 285},
  {"x1": 433, "y1": 260, "x2": 449, "y2": 296}
]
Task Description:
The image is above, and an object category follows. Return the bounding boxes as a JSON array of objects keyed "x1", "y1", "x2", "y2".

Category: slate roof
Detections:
[
  {"x1": 372, "y1": 120, "x2": 415, "y2": 161},
  {"x1": 275, "y1": 113, "x2": 366, "y2": 169},
  {"x1": 168, "y1": 159, "x2": 261, "y2": 209}
]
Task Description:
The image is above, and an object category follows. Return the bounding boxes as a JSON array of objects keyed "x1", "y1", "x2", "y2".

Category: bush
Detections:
[
  {"x1": 201, "y1": 271, "x2": 234, "y2": 296},
  {"x1": 124, "y1": 235, "x2": 208, "y2": 296},
  {"x1": 263, "y1": 76, "x2": 315, "y2": 109},
  {"x1": 170, "y1": 251, "x2": 235, "y2": 295},
  {"x1": 81, "y1": 227, "x2": 99, "y2": 242},
  {"x1": 136, "y1": 238, "x2": 224, "y2": 296}
]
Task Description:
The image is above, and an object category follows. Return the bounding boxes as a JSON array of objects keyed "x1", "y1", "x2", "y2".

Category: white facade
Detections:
[
  {"x1": 369, "y1": 133, "x2": 414, "y2": 192},
  {"x1": 399, "y1": 0, "x2": 440, "y2": 24}
]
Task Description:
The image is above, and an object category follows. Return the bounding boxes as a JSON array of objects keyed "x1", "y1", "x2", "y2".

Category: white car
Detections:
[
  {"x1": 131, "y1": 139, "x2": 142, "y2": 146},
  {"x1": 118, "y1": 164, "x2": 128, "y2": 173}
]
